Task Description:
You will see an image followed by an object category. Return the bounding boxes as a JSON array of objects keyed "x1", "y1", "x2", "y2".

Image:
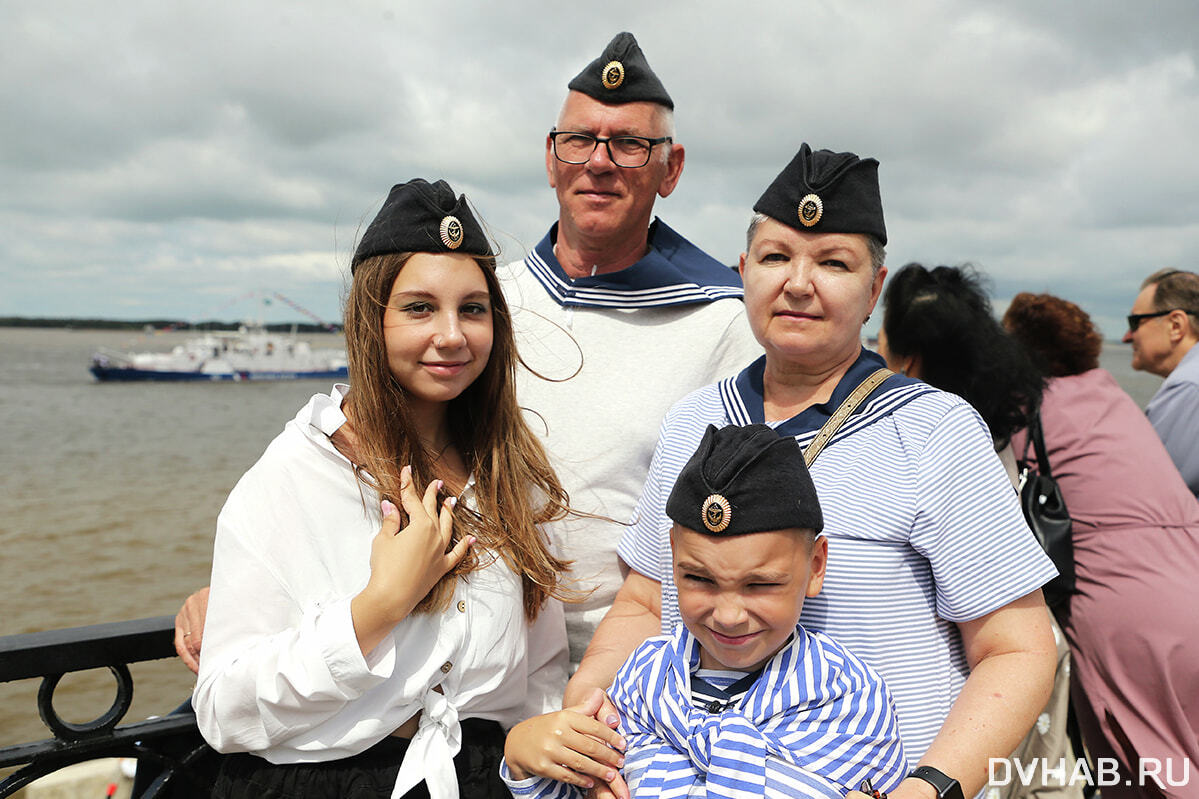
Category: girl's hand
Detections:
[
  {"x1": 351, "y1": 466, "x2": 474, "y2": 653},
  {"x1": 504, "y1": 688, "x2": 629, "y2": 798},
  {"x1": 368, "y1": 465, "x2": 473, "y2": 610}
]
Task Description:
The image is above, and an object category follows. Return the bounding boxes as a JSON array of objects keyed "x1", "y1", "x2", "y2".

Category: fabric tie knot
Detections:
[
  {"x1": 686, "y1": 708, "x2": 773, "y2": 794},
  {"x1": 391, "y1": 689, "x2": 461, "y2": 799}
]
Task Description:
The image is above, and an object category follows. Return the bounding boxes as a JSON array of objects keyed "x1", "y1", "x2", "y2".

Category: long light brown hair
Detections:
[{"x1": 342, "y1": 251, "x2": 571, "y2": 620}]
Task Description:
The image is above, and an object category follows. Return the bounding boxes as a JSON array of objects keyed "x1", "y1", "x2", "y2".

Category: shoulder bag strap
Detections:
[
  {"x1": 804, "y1": 368, "x2": 894, "y2": 467},
  {"x1": 1029, "y1": 411, "x2": 1055, "y2": 478}
]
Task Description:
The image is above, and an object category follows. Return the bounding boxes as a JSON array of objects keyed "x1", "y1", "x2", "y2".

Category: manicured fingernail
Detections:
[
  {"x1": 381, "y1": 500, "x2": 397, "y2": 516},
  {"x1": 436, "y1": 479, "x2": 444, "y2": 491},
  {"x1": 606, "y1": 715, "x2": 618, "y2": 726},
  {"x1": 616, "y1": 755, "x2": 625, "y2": 767},
  {"x1": 605, "y1": 770, "x2": 616, "y2": 781},
  {"x1": 447, "y1": 496, "x2": 458, "y2": 508},
  {"x1": 616, "y1": 736, "x2": 626, "y2": 749},
  {"x1": 401, "y1": 465, "x2": 411, "y2": 482}
]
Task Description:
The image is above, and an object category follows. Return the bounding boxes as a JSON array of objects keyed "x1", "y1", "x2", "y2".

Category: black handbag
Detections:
[{"x1": 1017, "y1": 412, "x2": 1075, "y2": 611}]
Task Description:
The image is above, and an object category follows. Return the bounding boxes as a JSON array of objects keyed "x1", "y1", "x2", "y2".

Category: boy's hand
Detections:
[{"x1": 504, "y1": 688, "x2": 628, "y2": 796}]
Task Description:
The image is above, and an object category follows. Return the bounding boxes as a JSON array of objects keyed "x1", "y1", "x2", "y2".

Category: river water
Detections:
[{"x1": 0, "y1": 327, "x2": 1163, "y2": 751}]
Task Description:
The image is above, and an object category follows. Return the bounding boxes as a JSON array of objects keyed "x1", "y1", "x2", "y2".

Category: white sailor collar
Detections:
[
  {"x1": 524, "y1": 218, "x2": 744, "y2": 309},
  {"x1": 719, "y1": 349, "x2": 935, "y2": 447}
]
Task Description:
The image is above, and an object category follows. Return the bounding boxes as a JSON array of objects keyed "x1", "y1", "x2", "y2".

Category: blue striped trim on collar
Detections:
[
  {"x1": 719, "y1": 350, "x2": 936, "y2": 447},
  {"x1": 523, "y1": 218, "x2": 744, "y2": 309}
]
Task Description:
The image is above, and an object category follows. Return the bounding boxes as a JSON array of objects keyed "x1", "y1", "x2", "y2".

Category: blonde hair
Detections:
[{"x1": 342, "y1": 251, "x2": 572, "y2": 620}]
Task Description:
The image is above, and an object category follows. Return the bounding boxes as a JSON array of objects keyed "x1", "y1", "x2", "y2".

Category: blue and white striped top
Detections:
[
  {"x1": 618, "y1": 350, "x2": 1058, "y2": 763},
  {"x1": 503, "y1": 623, "x2": 907, "y2": 799},
  {"x1": 524, "y1": 218, "x2": 744, "y2": 309}
]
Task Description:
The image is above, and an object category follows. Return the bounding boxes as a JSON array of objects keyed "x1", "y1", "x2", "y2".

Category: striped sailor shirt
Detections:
[
  {"x1": 503, "y1": 623, "x2": 907, "y2": 799},
  {"x1": 618, "y1": 350, "x2": 1058, "y2": 763}
]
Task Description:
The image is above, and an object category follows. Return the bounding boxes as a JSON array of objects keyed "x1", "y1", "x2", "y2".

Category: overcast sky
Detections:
[{"x1": 4, "y1": 0, "x2": 1197, "y2": 338}]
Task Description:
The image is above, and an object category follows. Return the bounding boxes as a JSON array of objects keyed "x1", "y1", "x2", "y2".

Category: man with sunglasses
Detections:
[
  {"x1": 500, "y1": 32, "x2": 760, "y2": 668},
  {"x1": 1125, "y1": 268, "x2": 1199, "y2": 498}
]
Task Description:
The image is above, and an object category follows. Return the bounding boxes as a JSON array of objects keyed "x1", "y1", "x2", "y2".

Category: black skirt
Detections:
[{"x1": 210, "y1": 718, "x2": 508, "y2": 799}]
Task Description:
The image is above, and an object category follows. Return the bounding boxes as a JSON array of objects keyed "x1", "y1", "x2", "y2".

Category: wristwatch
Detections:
[{"x1": 908, "y1": 766, "x2": 964, "y2": 799}]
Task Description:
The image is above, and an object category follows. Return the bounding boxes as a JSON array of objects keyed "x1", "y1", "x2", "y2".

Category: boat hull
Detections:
[{"x1": 90, "y1": 366, "x2": 348, "y2": 382}]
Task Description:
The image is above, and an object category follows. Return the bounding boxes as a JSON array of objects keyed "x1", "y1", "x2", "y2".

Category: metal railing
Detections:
[{"x1": 0, "y1": 616, "x2": 214, "y2": 798}]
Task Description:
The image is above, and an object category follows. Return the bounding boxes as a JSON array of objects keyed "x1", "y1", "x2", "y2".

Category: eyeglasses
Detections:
[
  {"x1": 1127, "y1": 309, "x2": 1199, "y2": 332},
  {"x1": 549, "y1": 130, "x2": 673, "y2": 168}
]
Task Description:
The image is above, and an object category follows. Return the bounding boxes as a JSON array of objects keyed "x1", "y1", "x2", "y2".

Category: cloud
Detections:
[{"x1": 2, "y1": 0, "x2": 1197, "y2": 337}]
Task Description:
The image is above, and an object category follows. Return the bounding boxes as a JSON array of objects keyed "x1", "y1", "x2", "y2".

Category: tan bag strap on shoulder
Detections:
[{"x1": 803, "y1": 368, "x2": 894, "y2": 467}]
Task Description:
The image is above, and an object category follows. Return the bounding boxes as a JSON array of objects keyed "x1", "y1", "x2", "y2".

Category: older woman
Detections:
[
  {"x1": 539, "y1": 145, "x2": 1057, "y2": 799},
  {"x1": 1004, "y1": 292, "x2": 1199, "y2": 799}
]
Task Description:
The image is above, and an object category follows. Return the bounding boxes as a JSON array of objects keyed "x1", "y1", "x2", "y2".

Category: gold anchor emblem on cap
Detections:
[
  {"x1": 602, "y1": 60, "x2": 625, "y2": 90},
  {"x1": 439, "y1": 215, "x2": 463, "y2": 249},
  {"x1": 798, "y1": 193, "x2": 823, "y2": 227},
  {"x1": 702, "y1": 494, "x2": 732, "y2": 533}
]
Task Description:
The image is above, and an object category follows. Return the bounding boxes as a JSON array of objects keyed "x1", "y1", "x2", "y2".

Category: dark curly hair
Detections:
[
  {"x1": 1002, "y1": 292, "x2": 1103, "y2": 378},
  {"x1": 882, "y1": 264, "x2": 1043, "y2": 445}
]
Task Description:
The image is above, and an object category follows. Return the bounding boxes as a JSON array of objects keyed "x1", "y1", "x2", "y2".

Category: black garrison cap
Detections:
[
  {"x1": 753, "y1": 143, "x2": 886, "y2": 245},
  {"x1": 567, "y1": 31, "x2": 674, "y2": 109},
  {"x1": 352, "y1": 179, "x2": 493, "y2": 272},
  {"x1": 666, "y1": 424, "x2": 823, "y2": 537}
]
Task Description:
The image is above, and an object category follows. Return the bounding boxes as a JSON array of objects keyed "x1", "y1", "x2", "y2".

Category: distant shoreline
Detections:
[{"x1": 0, "y1": 317, "x2": 341, "y2": 333}]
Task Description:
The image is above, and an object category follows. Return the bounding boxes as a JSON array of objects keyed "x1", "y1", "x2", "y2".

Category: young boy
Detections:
[{"x1": 503, "y1": 423, "x2": 906, "y2": 798}]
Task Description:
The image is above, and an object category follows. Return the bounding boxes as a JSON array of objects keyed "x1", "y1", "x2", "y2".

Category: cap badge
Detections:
[
  {"x1": 439, "y1": 215, "x2": 463, "y2": 249},
  {"x1": 601, "y1": 60, "x2": 625, "y2": 90},
  {"x1": 798, "y1": 194, "x2": 823, "y2": 227},
  {"x1": 702, "y1": 494, "x2": 732, "y2": 533}
]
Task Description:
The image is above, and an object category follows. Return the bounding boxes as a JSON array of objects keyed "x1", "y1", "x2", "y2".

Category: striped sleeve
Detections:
[
  {"x1": 499, "y1": 760, "x2": 583, "y2": 799},
  {"x1": 906, "y1": 400, "x2": 1058, "y2": 621}
]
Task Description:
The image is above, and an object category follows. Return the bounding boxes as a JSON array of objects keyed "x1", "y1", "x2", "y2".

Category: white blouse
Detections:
[{"x1": 194, "y1": 384, "x2": 569, "y2": 799}]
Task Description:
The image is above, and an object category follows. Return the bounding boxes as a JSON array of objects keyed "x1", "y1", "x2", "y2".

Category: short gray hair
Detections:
[
  {"x1": 744, "y1": 212, "x2": 886, "y2": 275},
  {"x1": 649, "y1": 104, "x2": 676, "y2": 165},
  {"x1": 1144, "y1": 268, "x2": 1199, "y2": 337}
]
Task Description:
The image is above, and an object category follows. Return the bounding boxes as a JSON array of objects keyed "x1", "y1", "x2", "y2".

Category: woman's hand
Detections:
[
  {"x1": 504, "y1": 688, "x2": 629, "y2": 798},
  {"x1": 173, "y1": 586, "x2": 211, "y2": 674},
  {"x1": 351, "y1": 465, "x2": 474, "y2": 654}
]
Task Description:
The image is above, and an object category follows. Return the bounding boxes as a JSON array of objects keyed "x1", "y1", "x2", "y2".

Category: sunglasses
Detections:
[{"x1": 1127, "y1": 308, "x2": 1199, "y2": 332}]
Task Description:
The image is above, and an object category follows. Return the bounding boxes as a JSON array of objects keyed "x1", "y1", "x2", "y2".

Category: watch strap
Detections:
[{"x1": 908, "y1": 766, "x2": 964, "y2": 799}]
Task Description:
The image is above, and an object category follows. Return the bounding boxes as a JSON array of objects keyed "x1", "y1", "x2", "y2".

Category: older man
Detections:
[
  {"x1": 1125, "y1": 268, "x2": 1199, "y2": 498},
  {"x1": 500, "y1": 32, "x2": 760, "y2": 665},
  {"x1": 172, "y1": 33, "x2": 760, "y2": 673}
]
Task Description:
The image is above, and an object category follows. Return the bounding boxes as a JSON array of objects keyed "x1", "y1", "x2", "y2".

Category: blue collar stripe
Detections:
[
  {"x1": 524, "y1": 219, "x2": 744, "y2": 309},
  {"x1": 718, "y1": 374, "x2": 753, "y2": 426},
  {"x1": 527, "y1": 251, "x2": 742, "y2": 304},
  {"x1": 722, "y1": 350, "x2": 935, "y2": 442}
]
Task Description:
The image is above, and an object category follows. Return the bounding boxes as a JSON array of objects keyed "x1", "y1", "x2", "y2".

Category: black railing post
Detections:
[{"x1": 0, "y1": 617, "x2": 215, "y2": 798}]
